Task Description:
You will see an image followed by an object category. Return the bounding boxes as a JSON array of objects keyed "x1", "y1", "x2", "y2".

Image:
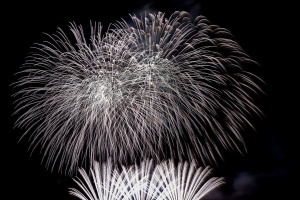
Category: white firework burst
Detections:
[
  {"x1": 12, "y1": 11, "x2": 264, "y2": 174},
  {"x1": 69, "y1": 159, "x2": 225, "y2": 200}
]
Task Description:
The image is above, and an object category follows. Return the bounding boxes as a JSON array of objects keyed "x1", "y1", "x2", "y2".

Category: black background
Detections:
[{"x1": 3, "y1": 0, "x2": 297, "y2": 199}]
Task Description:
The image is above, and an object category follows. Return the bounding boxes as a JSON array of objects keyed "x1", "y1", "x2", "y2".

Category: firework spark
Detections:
[
  {"x1": 69, "y1": 159, "x2": 225, "y2": 200},
  {"x1": 12, "y1": 11, "x2": 263, "y2": 174}
]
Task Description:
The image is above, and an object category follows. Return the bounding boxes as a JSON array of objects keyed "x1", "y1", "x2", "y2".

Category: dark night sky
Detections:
[{"x1": 3, "y1": 1, "x2": 297, "y2": 199}]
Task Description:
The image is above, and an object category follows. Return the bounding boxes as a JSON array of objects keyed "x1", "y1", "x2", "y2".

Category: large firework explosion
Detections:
[
  {"x1": 69, "y1": 159, "x2": 225, "y2": 200},
  {"x1": 12, "y1": 11, "x2": 263, "y2": 175}
]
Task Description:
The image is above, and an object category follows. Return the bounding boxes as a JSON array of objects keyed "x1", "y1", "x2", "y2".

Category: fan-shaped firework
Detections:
[
  {"x1": 69, "y1": 159, "x2": 225, "y2": 200},
  {"x1": 12, "y1": 11, "x2": 263, "y2": 174}
]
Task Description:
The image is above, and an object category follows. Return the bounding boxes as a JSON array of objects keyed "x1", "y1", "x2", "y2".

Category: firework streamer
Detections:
[
  {"x1": 69, "y1": 159, "x2": 225, "y2": 200},
  {"x1": 12, "y1": 11, "x2": 264, "y2": 174}
]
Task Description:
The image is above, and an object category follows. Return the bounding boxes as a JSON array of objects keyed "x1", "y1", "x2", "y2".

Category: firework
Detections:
[
  {"x1": 69, "y1": 159, "x2": 225, "y2": 200},
  {"x1": 12, "y1": 11, "x2": 263, "y2": 174}
]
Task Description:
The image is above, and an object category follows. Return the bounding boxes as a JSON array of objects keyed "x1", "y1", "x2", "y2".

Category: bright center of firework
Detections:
[
  {"x1": 94, "y1": 84, "x2": 111, "y2": 103},
  {"x1": 87, "y1": 55, "x2": 176, "y2": 107},
  {"x1": 89, "y1": 78, "x2": 123, "y2": 105},
  {"x1": 137, "y1": 56, "x2": 175, "y2": 85}
]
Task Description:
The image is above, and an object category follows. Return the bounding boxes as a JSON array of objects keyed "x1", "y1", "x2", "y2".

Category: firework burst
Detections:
[
  {"x1": 69, "y1": 159, "x2": 225, "y2": 200},
  {"x1": 12, "y1": 11, "x2": 263, "y2": 174}
]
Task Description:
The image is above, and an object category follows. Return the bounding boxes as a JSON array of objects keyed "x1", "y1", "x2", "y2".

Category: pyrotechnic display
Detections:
[
  {"x1": 12, "y1": 11, "x2": 263, "y2": 176},
  {"x1": 69, "y1": 159, "x2": 225, "y2": 200}
]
